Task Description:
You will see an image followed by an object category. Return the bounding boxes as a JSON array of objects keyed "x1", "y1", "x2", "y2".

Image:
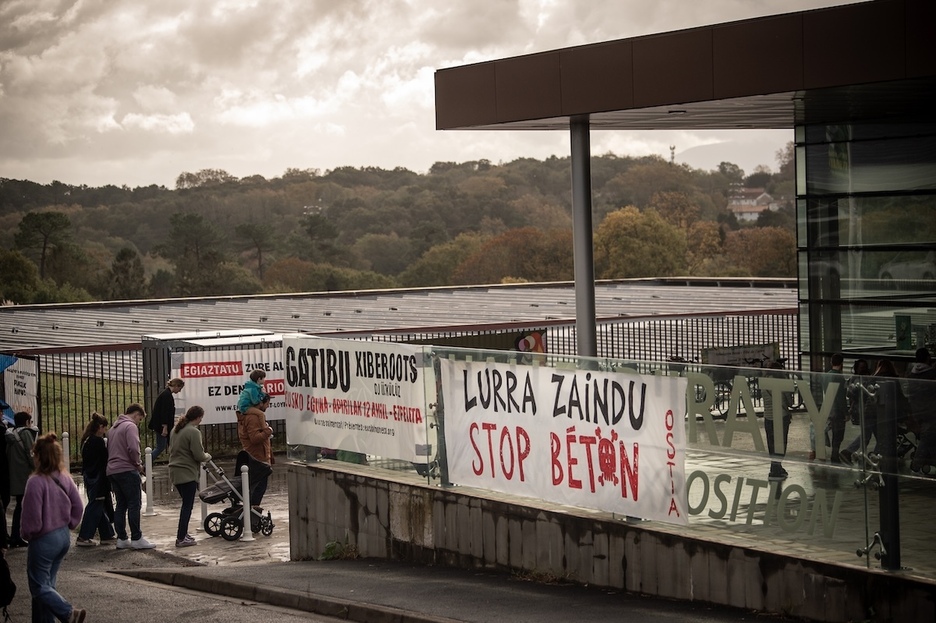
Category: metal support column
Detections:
[{"x1": 570, "y1": 116, "x2": 597, "y2": 358}]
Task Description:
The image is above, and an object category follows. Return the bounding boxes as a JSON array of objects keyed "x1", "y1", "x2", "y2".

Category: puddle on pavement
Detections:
[{"x1": 73, "y1": 461, "x2": 292, "y2": 566}]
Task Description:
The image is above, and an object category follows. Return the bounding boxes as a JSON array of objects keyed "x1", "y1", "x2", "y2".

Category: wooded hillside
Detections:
[{"x1": 0, "y1": 148, "x2": 796, "y2": 304}]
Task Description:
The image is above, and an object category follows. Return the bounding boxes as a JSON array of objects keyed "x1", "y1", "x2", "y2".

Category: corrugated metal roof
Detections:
[{"x1": 0, "y1": 278, "x2": 797, "y2": 352}]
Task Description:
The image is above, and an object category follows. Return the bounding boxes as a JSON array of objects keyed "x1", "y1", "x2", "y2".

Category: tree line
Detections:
[{"x1": 0, "y1": 148, "x2": 798, "y2": 305}]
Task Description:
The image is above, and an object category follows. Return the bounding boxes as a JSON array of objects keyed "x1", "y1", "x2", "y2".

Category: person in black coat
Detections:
[
  {"x1": 148, "y1": 378, "x2": 184, "y2": 461},
  {"x1": 76, "y1": 413, "x2": 116, "y2": 546}
]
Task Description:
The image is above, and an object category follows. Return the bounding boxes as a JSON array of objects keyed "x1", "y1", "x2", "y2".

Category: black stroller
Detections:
[{"x1": 200, "y1": 451, "x2": 274, "y2": 541}]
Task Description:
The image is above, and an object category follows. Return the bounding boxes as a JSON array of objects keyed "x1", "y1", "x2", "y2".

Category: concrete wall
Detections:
[{"x1": 287, "y1": 462, "x2": 936, "y2": 622}]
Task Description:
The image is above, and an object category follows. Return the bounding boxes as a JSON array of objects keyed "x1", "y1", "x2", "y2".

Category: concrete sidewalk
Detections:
[{"x1": 1, "y1": 461, "x2": 790, "y2": 623}]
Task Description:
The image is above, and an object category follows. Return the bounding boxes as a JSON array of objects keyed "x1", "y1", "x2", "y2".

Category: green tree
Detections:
[
  {"x1": 717, "y1": 162, "x2": 745, "y2": 185},
  {"x1": 0, "y1": 249, "x2": 41, "y2": 303},
  {"x1": 351, "y1": 233, "x2": 412, "y2": 276},
  {"x1": 594, "y1": 206, "x2": 687, "y2": 278},
  {"x1": 155, "y1": 212, "x2": 226, "y2": 296},
  {"x1": 235, "y1": 221, "x2": 276, "y2": 280},
  {"x1": 14, "y1": 211, "x2": 71, "y2": 278},
  {"x1": 108, "y1": 247, "x2": 148, "y2": 300},
  {"x1": 300, "y1": 211, "x2": 339, "y2": 263}
]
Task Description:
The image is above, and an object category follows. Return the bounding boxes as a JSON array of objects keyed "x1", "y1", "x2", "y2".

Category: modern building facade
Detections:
[{"x1": 434, "y1": 0, "x2": 936, "y2": 372}]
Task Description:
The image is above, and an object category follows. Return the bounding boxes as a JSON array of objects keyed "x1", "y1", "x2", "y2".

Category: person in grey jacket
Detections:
[{"x1": 6, "y1": 410, "x2": 38, "y2": 547}]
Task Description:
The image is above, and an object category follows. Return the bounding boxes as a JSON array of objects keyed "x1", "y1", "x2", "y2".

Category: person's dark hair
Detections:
[
  {"x1": 831, "y1": 353, "x2": 845, "y2": 367},
  {"x1": 13, "y1": 411, "x2": 31, "y2": 428},
  {"x1": 915, "y1": 347, "x2": 931, "y2": 363},
  {"x1": 80, "y1": 412, "x2": 109, "y2": 445},
  {"x1": 852, "y1": 358, "x2": 869, "y2": 374},
  {"x1": 173, "y1": 405, "x2": 205, "y2": 434},
  {"x1": 125, "y1": 403, "x2": 146, "y2": 417},
  {"x1": 874, "y1": 359, "x2": 898, "y2": 377},
  {"x1": 249, "y1": 369, "x2": 266, "y2": 383},
  {"x1": 32, "y1": 432, "x2": 64, "y2": 475}
]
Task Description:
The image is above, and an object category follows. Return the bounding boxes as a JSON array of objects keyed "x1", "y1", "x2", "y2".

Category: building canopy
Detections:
[{"x1": 435, "y1": 0, "x2": 935, "y2": 133}]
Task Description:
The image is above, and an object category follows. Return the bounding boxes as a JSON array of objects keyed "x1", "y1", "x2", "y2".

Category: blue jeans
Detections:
[
  {"x1": 109, "y1": 470, "x2": 143, "y2": 541},
  {"x1": 176, "y1": 481, "x2": 197, "y2": 541},
  {"x1": 151, "y1": 433, "x2": 169, "y2": 461},
  {"x1": 26, "y1": 525, "x2": 74, "y2": 623},
  {"x1": 77, "y1": 476, "x2": 115, "y2": 541}
]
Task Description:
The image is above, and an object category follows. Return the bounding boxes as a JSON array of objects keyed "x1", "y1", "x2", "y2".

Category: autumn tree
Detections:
[
  {"x1": 686, "y1": 221, "x2": 723, "y2": 275},
  {"x1": 648, "y1": 191, "x2": 700, "y2": 234},
  {"x1": 14, "y1": 211, "x2": 71, "y2": 278},
  {"x1": 451, "y1": 228, "x2": 573, "y2": 285},
  {"x1": 594, "y1": 207, "x2": 687, "y2": 278},
  {"x1": 398, "y1": 233, "x2": 488, "y2": 287},
  {"x1": 723, "y1": 227, "x2": 796, "y2": 277}
]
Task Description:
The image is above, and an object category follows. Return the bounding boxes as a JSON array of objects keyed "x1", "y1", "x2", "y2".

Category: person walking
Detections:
[
  {"x1": 822, "y1": 353, "x2": 848, "y2": 463},
  {"x1": 6, "y1": 411, "x2": 39, "y2": 548},
  {"x1": 763, "y1": 361, "x2": 794, "y2": 481},
  {"x1": 20, "y1": 433, "x2": 86, "y2": 623},
  {"x1": 237, "y1": 393, "x2": 274, "y2": 510},
  {"x1": 106, "y1": 403, "x2": 155, "y2": 550},
  {"x1": 907, "y1": 347, "x2": 936, "y2": 477},
  {"x1": 148, "y1": 378, "x2": 184, "y2": 462},
  {"x1": 75, "y1": 413, "x2": 116, "y2": 547},
  {"x1": 168, "y1": 406, "x2": 211, "y2": 548}
]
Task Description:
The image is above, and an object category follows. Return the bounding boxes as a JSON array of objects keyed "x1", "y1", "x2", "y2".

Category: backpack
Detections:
[{"x1": 0, "y1": 550, "x2": 15, "y2": 620}]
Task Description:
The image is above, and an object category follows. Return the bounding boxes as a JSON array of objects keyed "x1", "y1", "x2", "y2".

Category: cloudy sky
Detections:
[{"x1": 0, "y1": 0, "x2": 864, "y2": 189}]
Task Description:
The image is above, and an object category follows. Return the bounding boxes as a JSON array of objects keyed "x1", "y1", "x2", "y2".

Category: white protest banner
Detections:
[
  {"x1": 440, "y1": 359, "x2": 688, "y2": 525},
  {"x1": 1, "y1": 355, "x2": 39, "y2": 425},
  {"x1": 282, "y1": 335, "x2": 430, "y2": 463},
  {"x1": 171, "y1": 347, "x2": 286, "y2": 425}
]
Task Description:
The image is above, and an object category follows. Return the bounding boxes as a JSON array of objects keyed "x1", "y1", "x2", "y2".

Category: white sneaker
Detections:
[
  {"x1": 130, "y1": 537, "x2": 156, "y2": 549},
  {"x1": 116, "y1": 538, "x2": 132, "y2": 549}
]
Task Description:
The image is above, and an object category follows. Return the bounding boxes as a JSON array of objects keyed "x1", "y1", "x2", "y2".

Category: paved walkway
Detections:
[{"x1": 4, "y1": 452, "x2": 934, "y2": 623}]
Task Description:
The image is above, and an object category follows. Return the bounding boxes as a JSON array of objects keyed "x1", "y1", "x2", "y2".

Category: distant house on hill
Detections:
[{"x1": 728, "y1": 187, "x2": 777, "y2": 222}]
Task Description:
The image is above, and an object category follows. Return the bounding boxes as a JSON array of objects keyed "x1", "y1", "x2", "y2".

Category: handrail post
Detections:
[{"x1": 143, "y1": 447, "x2": 157, "y2": 516}]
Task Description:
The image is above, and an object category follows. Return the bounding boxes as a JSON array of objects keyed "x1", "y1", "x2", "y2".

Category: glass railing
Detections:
[{"x1": 285, "y1": 340, "x2": 936, "y2": 580}]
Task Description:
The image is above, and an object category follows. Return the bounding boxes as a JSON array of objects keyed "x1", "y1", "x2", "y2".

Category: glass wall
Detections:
[
  {"x1": 796, "y1": 121, "x2": 936, "y2": 373},
  {"x1": 287, "y1": 344, "x2": 936, "y2": 581}
]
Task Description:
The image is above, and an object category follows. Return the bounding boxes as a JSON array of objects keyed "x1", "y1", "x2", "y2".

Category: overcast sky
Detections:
[{"x1": 0, "y1": 0, "x2": 864, "y2": 189}]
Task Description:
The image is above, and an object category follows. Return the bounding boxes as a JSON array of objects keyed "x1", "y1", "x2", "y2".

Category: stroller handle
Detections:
[{"x1": 203, "y1": 459, "x2": 224, "y2": 477}]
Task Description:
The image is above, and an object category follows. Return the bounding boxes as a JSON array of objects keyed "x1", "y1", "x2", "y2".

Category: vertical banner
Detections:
[
  {"x1": 282, "y1": 336, "x2": 430, "y2": 463},
  {"x1": 171, "y1": 347, "x2": 286, "y2": 425},
  {"x1": 440, "y1": 359, "x2": 688, "y2": 525},
  {"x1": 1, "y1": 355, "x2": 39, "y2": 425}
]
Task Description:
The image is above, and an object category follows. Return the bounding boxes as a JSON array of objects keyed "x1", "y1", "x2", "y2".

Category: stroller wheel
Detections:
[
  {"x1": 204, "y1": 513, "x2": 224, "y2": 537},
  {"x1": 220, "y1": 515, "x2": 244, "y2": 541}
]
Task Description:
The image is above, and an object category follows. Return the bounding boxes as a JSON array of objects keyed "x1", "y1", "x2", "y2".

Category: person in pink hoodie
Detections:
[{"x1": 21, "y1": 433, "x2": 86, "y2": 623}]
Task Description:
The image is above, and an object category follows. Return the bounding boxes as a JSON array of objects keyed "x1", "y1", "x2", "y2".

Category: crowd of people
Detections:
[
  {"x1": 1, "y1": 372, "x2": 276, "y2": 622},
  {"x1": 806, "y1": 347, "x2": 936, "y2": 477}
]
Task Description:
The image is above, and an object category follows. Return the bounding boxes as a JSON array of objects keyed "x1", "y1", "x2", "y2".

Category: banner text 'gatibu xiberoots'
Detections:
[
  {"x1": 440, "y1": 359, "x2": 688, "y2": 525},
  {"x1": 282, "y1": 336, "x2": 430, "y2": 463}
]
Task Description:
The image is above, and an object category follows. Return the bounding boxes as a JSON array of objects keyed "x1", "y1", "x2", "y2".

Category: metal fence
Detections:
[{"x1": 5, "y1": 309, "x2": 798, "y2": 466}]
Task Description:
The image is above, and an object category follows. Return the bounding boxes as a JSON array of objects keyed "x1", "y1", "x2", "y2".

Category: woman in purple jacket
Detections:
[{"x1": 21, "y1": 433, "x2": 86, "y2": 623}]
